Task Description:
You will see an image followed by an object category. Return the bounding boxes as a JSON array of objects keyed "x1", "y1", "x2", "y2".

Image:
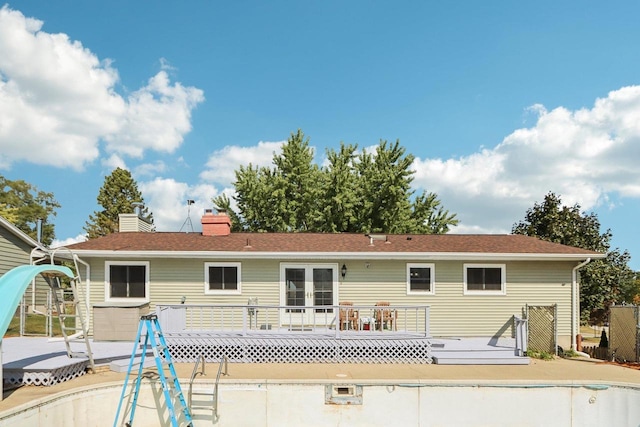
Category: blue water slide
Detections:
[{"x1": 0, "y1": 264, "x2": 74, "y2": 340}]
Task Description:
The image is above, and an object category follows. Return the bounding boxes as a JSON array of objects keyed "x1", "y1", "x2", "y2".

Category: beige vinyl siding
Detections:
[
  {"x1": 340, "y1": 260, "x2": 575, "y2": 340},
  {"x1": 0, "y1": 226, "x2": 32, "y2": 274},
  {"x1": 443, "y1": 260, "x2": 568, "y2": 339},
  {"x1": 338, "y1": 260, "x2": 407, "y2": 304},
  {"x1": 0, "y1": 226, "x2": 49, "y2": 308},
  {"x1": 84, "y1": 258, "x2": 284, "y2": 334},
  {"x1": 81, "y1": 256, "x2": 577, "y2": 341}
]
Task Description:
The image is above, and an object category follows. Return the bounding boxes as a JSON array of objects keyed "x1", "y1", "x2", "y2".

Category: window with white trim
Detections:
[
  {"x1": 105, "y1": 261, "x2": 149, "y2": 301},
  {"x1": 406, "y1": 263, "x2": 435, "y2": 295},
  {"x1": 205, "y1": 262, "x2": 241, "y2": 294},
  {"x1": 464, "y1": 264, "x2": 506, "y2": 295}
]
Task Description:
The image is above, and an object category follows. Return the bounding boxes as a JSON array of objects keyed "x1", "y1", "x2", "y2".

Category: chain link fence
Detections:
[
  {"x1": 526, "y1": 304, "x2": 557, "y2": 354},
  {"x1": 609, "y1": 305, "x2": 640, "y2": 362}
]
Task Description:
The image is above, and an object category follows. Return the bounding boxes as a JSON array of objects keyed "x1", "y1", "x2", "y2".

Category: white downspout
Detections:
[{"x1": 572, "y1": 258, "x2": 591, "y2": 350}]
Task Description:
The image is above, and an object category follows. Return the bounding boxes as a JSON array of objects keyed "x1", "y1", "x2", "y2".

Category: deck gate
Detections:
[
  {"x1": 609, "y1": 305, "x2": 640, "y2": 362},
  {"x1": 525, "y1": 304, "x2": 557, "y2": 355}
]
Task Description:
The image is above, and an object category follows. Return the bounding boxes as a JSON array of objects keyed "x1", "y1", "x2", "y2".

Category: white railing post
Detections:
[
  {"x1": 513, "y1": 315, "x2": 528, "y2": 356},
  {"x1": 155, "y1": 303, "x2": 433, "y2": 336},
  {"x1": 335, "y1": 304, "x2": 341, "y2": 339},
  {"x1": 424, "y1": 306, "x2": 430, "y2": 337},
  {"x1": 242, "y1": 305, "x2": 248, "y2": 336}
]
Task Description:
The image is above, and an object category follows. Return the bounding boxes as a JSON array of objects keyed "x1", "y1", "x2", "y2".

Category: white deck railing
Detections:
[
  {"x1": 155, "y1": 304, "x2": 431, "y2": 338},
  {"x1": 514, "y1": 315, "x2": 528, "y2": 356}
]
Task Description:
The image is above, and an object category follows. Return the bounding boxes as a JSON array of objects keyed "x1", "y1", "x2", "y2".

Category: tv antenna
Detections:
[{"x1": 179, "y1": 199, "x2": 195, "y2": 232}]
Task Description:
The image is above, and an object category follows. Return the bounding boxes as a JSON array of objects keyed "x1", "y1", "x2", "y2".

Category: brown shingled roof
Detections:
[{"x1": 65, "y1": 232, "x2": 601, "y2": 257}]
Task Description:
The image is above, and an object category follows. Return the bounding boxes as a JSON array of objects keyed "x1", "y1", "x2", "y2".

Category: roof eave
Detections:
[
  {"x1": 67, "y1": 249, "x2": 605, "y2": 262},
  {"x1": 0, "y1": 215, "x2": 42, "y2": 249}
]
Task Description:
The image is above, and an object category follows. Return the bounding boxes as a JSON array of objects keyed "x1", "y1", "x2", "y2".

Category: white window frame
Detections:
[
  {"x1": 105, "y1": 260, "x2": 150, "y2": 303},
  {"x1": 406, "y1": 263, "x2": 435, "y2": 295},
  {"x1": 204, "y1": 262, "x2": 242, "y2": 295},
  {"x1": 279, "y1": 263, "x2": 338, "y2": 307},
  {"x1": 463, "y1": 263, "x2": 506, "y2": 295}
]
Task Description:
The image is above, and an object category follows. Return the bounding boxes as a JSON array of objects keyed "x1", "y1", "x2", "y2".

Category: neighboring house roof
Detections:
[
  {"x1": 0, "y1": 215, "x2": 41, "y2": 249},
  {"x1": 65, "y1": 232, "x2": 605, "y2": 262}
]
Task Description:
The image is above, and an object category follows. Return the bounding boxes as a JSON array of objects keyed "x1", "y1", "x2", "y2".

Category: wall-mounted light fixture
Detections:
[{"x1": 341, "y1": 264, "x2": 347, "y2": 279}]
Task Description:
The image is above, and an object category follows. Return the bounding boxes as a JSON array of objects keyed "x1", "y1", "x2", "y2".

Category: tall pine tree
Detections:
[
  {"x1": 214, "y1": 131, "x2": 458, "y2": 234},
  {"x1": 84, "y1": 168, "x2": 153, "y2": 238}
]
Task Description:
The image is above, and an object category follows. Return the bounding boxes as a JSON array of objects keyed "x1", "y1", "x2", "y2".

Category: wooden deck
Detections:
[
  {"x1": 2, "y1": 333, "x2": 528, "y2": 388},
  {"x1": 163, "y1": 330, "x2": 433, "y2": 364},
  {"x1": 2, "y1": 337, "x2": 140, "y2": 387},
  {"x1": 431, "y1": 337, "x2": 530, "y2": 365}
]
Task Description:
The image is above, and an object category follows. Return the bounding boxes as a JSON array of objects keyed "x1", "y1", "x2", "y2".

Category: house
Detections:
[
  {"x1": 64, "y1": 210, "x2": 604, "y2": 351},
  {"x1": 0, "y1": 215, "x2": 49, "y2": 310},
  {"x1": 1, "y1": 215, "x2": 40, "y2": 276},
  {"x1": 0, "y1": 215, "x2": 47, "y2": 401}
]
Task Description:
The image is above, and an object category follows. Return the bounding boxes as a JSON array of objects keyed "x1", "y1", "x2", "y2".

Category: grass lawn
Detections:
[
  {"x1": 580, "y1": 325, "x2": 608, "y2": 344},
  {"x1": 5, "y1": 312, "x2": 70, "y2": 338}
]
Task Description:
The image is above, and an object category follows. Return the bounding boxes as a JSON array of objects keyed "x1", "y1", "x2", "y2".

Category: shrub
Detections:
[
  {"x1": 599, "y1": 330, "x2": 609, "y2": 348},
  {"x1": 525, "y1": 349, "x2": 555, "y2": 360}
]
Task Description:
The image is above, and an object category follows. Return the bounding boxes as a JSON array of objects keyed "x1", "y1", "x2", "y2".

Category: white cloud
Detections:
[
  {"x1": 103, "y1": 71, "x2": 204, "y2": 157},
  {"x1": 101, "y1": 154, "x2": 127, "y2": 170},
  {"x1": 51, "y1": 234, "x2": 87, "y2": 248},
  {"x1": 139, "y1": 177, "x2": 219, "y2": 232},
  {"x1": 413, "y1": 85, "x2": 640, "y2": 233},
  {"x1": 134, "y1": 160, "x2": 167, "y2": 177},
  {"x1": 0, "y1": 6, "x2": 203, "y2": 171},
  {"x1": 200, "y1": 140, "x2": 284, "y2": 185}
]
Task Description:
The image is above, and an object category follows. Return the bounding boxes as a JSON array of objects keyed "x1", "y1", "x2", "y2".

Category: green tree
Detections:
[
  {"x1": 512, "y1": 192, "x2": 634, "y2": 323},
  {"x1": 354, "y1": 140, "x2": 458, "y2": 234},
  {"x1": 216, "y1": 130, "x2": 323, "y2": 232},
  {"x1": 356, "y1": 141, "x2": 415, "y2": 233},
  {"x1": 625, "y1": 272, "x2": 640, "y2": 305},
  {"x1": 214, "y1": 131, "x2": 458, "y2": 234},
  {"x1": 0, "y1": 202, "x2": 19, "y2": 224},
  {"x1": 321, "y1": 142, "x2": 360, "y2": 232},
  {"x1": 0, "y1": 175, "x2": 60, "y2": 245},
  {"x1": 271, "y1": 129, "x2": 323, "y2": 231},
  {"x1": 84, "y1": 168, "x2": 153, "y2": 239}
]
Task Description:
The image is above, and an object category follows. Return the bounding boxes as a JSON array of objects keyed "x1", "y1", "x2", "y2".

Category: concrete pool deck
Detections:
[{"x1": 3, "y1": 356, "x2": 640, "y2": 413}]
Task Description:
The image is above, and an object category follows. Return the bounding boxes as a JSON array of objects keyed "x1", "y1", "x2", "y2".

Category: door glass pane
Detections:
[
  {"x1": 285, "y1": 268, "x2": 305, "y2": 312},
  {"x1": 313, "y1": 268, "x2": 333, "y2": 313}
]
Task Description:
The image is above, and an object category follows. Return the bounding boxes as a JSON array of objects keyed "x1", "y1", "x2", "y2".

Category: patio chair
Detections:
[
  {"x1": 375, "y1": 301, "x2": 397, "y2": 331},
  {"x1": 339, "y1": 301, "x2": 359, "y2": 330}
]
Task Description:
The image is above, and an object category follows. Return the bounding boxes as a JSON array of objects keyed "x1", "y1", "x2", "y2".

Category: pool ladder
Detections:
[{"x1": 188, "y1": 354, "x2": 228, "y2": 423}]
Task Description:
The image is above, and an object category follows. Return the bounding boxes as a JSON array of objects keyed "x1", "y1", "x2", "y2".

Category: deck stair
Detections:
[
  {"x1": 430, "y1": 337, "x2": 530, "y2": 365},
  {"x1": 113, "y1": 314, "x2": 193, "y2": 427}
]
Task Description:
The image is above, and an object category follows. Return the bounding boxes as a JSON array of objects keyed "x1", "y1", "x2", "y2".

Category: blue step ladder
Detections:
[{"x1": 114, "y1": 314, "x2": 193, "y2": 427}]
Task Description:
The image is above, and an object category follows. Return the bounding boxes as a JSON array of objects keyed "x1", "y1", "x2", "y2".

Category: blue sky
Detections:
[{"x1": 1, "y1": 2, "x2": 639, "y2": 269}]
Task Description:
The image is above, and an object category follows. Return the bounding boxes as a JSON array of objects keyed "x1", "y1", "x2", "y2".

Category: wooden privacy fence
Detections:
[{"x1": 581, "y1": 345, "x2": 609, "y2": 360}]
